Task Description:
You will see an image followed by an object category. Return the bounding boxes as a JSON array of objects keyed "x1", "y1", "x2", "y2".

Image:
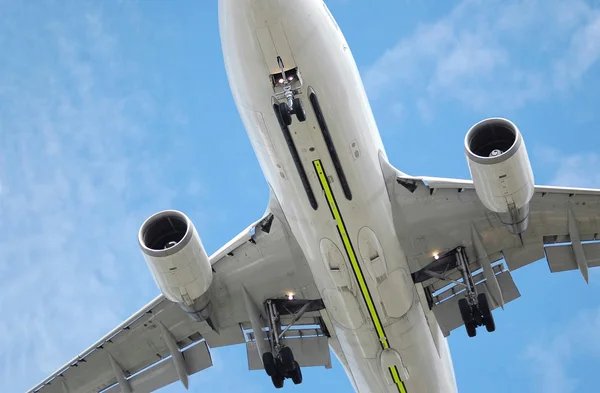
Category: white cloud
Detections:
[
  {"x1": 522, "y1": 147, "x2": 600, "y2": 390},
  {"x1": 524, "y1": 307, "x2": 600, "y2": 393},
  {"x1": 364, "y1": 0, "x2": 600, "y2": 119},
  {"x1": 0, "y1": 2, "x2": 200, "y2": 391},
  {"x1": 533, "y1": 146, "x2": 600, "y2": 188},
  {"x1": 554, "y1": 10, "x2": 600, "y2": 90},
  {"x1": 550, "y1": 153, "x2": 600, "y2": 188}
]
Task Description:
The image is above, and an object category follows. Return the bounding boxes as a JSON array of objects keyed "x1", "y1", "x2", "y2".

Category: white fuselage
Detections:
[{"x1": 219, "y1": 1, "x2": 457, "y2": 392}]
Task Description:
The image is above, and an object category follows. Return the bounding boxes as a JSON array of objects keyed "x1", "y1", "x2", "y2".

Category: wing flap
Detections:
[
  {"x1": 103, "y1": 341, "x2": 213, "y2": 393},
  {"x1": 384, "y1": 159, "x2": 600, "y2": 336},
  {"x1": 245, "y1": 336, "x2": 332, "y2": 371},
  {"x1": 31, "y1": 298, "x2": 205, "y2": 393},
  {"x1": 28, "y1": 195, "x2": 323, "y2": 393},
  {"x1": 429, "y1": 264, "x2": 504, "y2": 304},
  {"x1": 502, "y1": 240, "x2": 545, "y2": 270},
  {"x1": 545, "y1": 242, "x2": 600, "y2": 273},
  {"x1": 200, "y1": 324, "x2": 246, "y2": 348}
]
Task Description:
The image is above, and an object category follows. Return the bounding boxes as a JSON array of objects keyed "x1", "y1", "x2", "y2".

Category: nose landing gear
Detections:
[
  {"x1": 273, "y1": 57, "x2": 306, "y2": 126},
  {"x1": 278, "y1": 98, "x2": 306, "y2": 126}
]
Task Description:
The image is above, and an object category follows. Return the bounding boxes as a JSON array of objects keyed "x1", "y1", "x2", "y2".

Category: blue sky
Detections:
[{"x1": 2, "y1": 0, "x2": 600, "y2": 392}]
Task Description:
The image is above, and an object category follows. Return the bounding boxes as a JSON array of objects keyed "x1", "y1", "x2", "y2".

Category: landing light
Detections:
[
  {"x1": 278, "y1": 78, "x2": 285, "y2": 84},
  {"x1": 287, "y1": 292, "x2": 295, "y2": 301},
  {"x1": 433, "y1": 253, "x2": 440, "y2": 260}
]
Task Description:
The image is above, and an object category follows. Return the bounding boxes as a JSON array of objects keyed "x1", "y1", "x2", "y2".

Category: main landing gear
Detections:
[
  {"x1": 413, "y1": 247, "x2": 496, "y2": 338},
  {"x1": 273, "y1": 56, "x2": 306, "y2": 126},
  {"x1": 263, "y1": 347, "x2": 302, "y2": 388},
  {"x1": 262, "y1": 298, "x2": 320, "y2": 389},
  {"x1": 455, "y1": 247, "x2": 496, "y2": 337}
]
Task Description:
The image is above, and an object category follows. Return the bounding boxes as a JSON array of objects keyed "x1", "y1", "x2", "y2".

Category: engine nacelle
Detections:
[
  {"x1": 464, "y1": 118, "x2": 535, "y2": 234},
  {"x1": 138, "y1": 210, "x2": 213, "y2": 309}
]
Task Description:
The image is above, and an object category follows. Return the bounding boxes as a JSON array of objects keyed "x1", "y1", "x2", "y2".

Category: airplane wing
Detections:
[
  {"x1": 382, "y1": 162, "x2": 600, "y2": 337},
  {"x1": 27, "y1": 194, "x2": 332, "y2": 393}
]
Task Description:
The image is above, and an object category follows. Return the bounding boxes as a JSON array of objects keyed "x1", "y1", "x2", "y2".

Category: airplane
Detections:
[{"x1": 27, "y1": 1, "x2": 600, "y2": 392}]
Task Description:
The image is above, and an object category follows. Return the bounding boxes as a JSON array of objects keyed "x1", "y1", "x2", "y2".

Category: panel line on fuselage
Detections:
[
  {"x1": 312, "y1": 159, "x2": 408, "y2": 393},
  {"x1": 272, "y1": 103, "x2": 318, "y2": 210},
  {"x1": 308, "y1": 90, "x2": 352, "y2": 201}
]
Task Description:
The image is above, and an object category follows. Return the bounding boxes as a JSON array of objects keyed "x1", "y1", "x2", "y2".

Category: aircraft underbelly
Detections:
[{"x1": 219, "y1": 1, "x2": 457, "y2": 392}]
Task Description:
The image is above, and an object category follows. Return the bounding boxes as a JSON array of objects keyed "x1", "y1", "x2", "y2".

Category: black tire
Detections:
[
  {"x1": 478, "y1": 293, "x2": 496, "y2": 332},
  {"x1": 291, "y1": 361, "x2": 303, "y2": 385},
  {"x1": 484, "y1": 314, "x2": 496, "y2": 332},
  {"x1": 477, "y1": 293, "x2": 490, "y2": 315},
  {"x1": 466, "y1": 321, "x2": 477, "y2": 337},
  {"x1": 271, "y1": 374, "x2": 284, "y2": 389},
  {"x1": 279, "y1": 102, "x2": 292, "y2": 126},
  {"x1": 458, "y1": 298, "x2": 473, "y2": 324},
  {"x1": 279, "y1": 346, "x2": 295, "y2": 372},
  {"x1": 262, "y1": 352, "x2": 277, "y2": 377},
  {"x1": 293, "y1": 97, "x2": 306, "y2": 122}
]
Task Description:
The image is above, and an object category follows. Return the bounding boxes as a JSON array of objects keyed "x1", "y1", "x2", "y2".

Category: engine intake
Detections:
[
  {"x1": 139, "y1": 210, "x2": 213, "y2": 309},
  {"x1": 467, "y1": 120, "x2": 517, "y2": 159},
  {"x1": 464, "y1": 118, "x2": 535, "y2": 234},
  {"x1": 141, "y1": 212, "x2": 188, "y2": 253}
]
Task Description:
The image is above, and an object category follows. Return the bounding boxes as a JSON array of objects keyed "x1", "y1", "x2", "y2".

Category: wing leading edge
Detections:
[
  {"x1": 381, "y1": 159, "x2": 600, "y2": 337},
  {"x1": 27, "y1": 194, "x2": 331, "y2": 393}
]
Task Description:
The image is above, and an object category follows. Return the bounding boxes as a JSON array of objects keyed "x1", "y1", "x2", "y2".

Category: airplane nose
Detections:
[
  {"x1": 219, "y1": 0, "x2": 281, "y2": 29},
  {"x1": 219, "y1": 0, "x2": 326, "y2": 104},
  {"x1": 220, "y1": 0, "x2": 322, "y2": 29}
]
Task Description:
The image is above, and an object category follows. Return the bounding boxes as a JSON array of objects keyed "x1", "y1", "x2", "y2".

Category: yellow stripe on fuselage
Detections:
[{"x1": 313, "y1": 160, "x2": 407, "y2": 393}]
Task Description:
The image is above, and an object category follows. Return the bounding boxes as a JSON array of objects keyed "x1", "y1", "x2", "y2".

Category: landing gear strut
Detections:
[
  {"x1": 261, "y1": 299, "x2": 315, "y2": 388},
  {"x1": 274, "y1": 56, "x2": 306, "y2": 126},
  {"x1": 413, "y1": 247, "x2": 497, "y2": 338},
  {"x1": 455, "y1": 247, "x2": 496, "y2": 337}
]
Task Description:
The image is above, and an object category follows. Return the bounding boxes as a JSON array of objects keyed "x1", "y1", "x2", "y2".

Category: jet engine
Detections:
[
  {"x1": 464, "y1": 118, "x2": 535, "y2": 234},
  {"x1": 138, "y1": 210, "x2": 213, "y2": 313}
]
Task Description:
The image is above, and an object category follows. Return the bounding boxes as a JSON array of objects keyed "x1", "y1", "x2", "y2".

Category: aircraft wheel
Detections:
[
  {"x1": 262, "y1": 352, "x2": 277, "y2": 377},
  {"x1": 459, "y1": 298, "x2": 478, "y2": 338},
  {"x1": 271, "y1": 374, "x2": 284, "y2": 389},
  {"x1": 484, "y1": 313, "x2": 496, "y2": 332},
  {"x1": 293, "y1": 97, "x2": 306, "y2": 122},
  {"x1": 458, "y1": 298, "x2": 472, "y2": 324},
  {"x1": 478, "y1": 293, "x2": 496, "y2": 332},
  {"x1": 472, "y1": 310, "x2": 483, "y2": 326},
  {"x1": 291, "y1": 361, "x2": 303, "y2": 385},
  {"x1": 279, "y1": 346, "x2": 295, "y2": 372},
  {"x1": 279, "y1": 102, "x2": 292, "y2": 126},
  {"x1": 466, "y1": 321, "x2": 477, "y2": 337}
]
